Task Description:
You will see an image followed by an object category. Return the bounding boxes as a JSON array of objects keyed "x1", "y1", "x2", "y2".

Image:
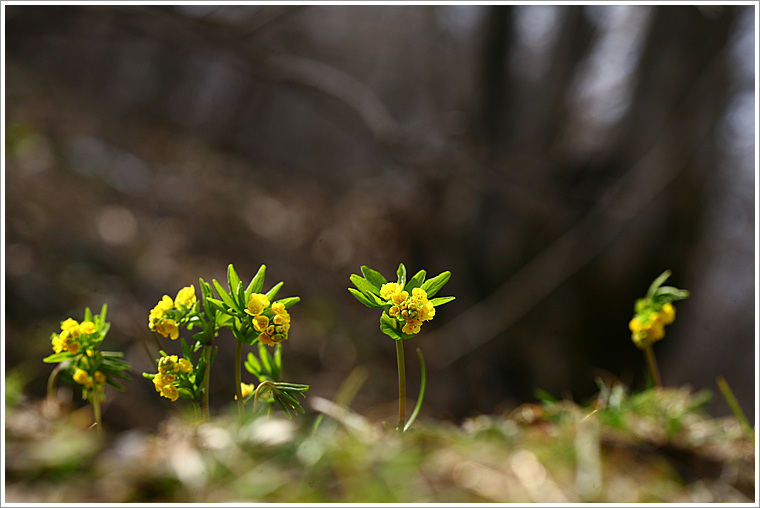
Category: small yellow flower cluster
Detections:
[
  {"x1": 629, "y1": 302, "x2": 676, "y2": 349},
  {"x1": 148, "y1": 285, "x2": 196, "y2": 340},
  {"x1": 72, "y1": 368, "x2": 107, "y2": 392},
  {"x1": 151, "y1": 355, "x2": 193, "y2": 402},
  {"x1": 51, "y1": 318, "x2": 98, "y2": 354},
  {"x1": 381, "y1": 283, "x2": 435, "y2": 335},
  {"x1": 247, "y1": 293, "x2": 292, "y2": 346}
]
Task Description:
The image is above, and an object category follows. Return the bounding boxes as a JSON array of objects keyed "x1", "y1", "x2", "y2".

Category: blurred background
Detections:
[{"x1": 4, "y1": 4, "x2": 756, "y2": 432}]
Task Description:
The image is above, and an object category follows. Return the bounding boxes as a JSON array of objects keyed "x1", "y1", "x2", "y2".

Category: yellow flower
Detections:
[
  {"x1": 253, "y1": 315, "x2": 270, "y2": 332},
  {"x1": 258, "y1": 332, "x2": 277, "y2": 346},
  {"x1": 175, "y1": 285, "x2": 196, "y2": 310},
  {"x1": 80, "y1": 321, "x2": 97, "y2": 335},
  {"x1": 160, "y1": 384, "x2": 179, "y2": 402},
  {"x1": 660, "y1": 303, "x2": 676, "y2": 325},
  {"x1": 178, "y1": 358, "x2": 193, "y2": 373},
  {"x1": 61, "y1": 318, "x2": 80, "y2": 339},
  {"x1": 67, "y1": 341, "x2": 81, "y2": 354},
  {"x1": 73, "y1": 368, "x2": 89, "y2": 385},
  {"x1": 380, "y1": 283, "x2": 401, "y2": 300},
  {"x1": 246, "y1": 293, "x2": 270, "y2": 316},
  {"x1": 158, "y1": 355, "x2": 180, "y2": 374},
  {"x1": 236, "y1": 382, "x2": 255, "y2": 400},
  {"x1": 51, "y1": 334, "x2": 65, "y2": 353},
  {"x1": 153, "y1": 374, "x2": 164, "y2": 392},
  {"x1": 155, "y1": 319, "x2": 179, "y2": 340},
  {"x1": 94, "y1": 371, "x2": 107, "y2": 384}
]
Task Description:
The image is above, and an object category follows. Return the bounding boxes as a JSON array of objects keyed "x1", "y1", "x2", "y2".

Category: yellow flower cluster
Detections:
[
  {"x1": 51, "y1": 318, "x2": 98, "y2": 354},
  {"x1": 380, "y1": 283, "x2": 435, "y2": 335},
  {"x1": 148, "y1": 285, "x2": 196, "y2": 340},
  {"x1": 151, "y1": 355, "x2": 193, "y2": 402},
  {"x1": 629, "y1": 302, "x2": 676, "y2": 349},
  {"x1": 247, "y1": 292, "x2": 292, "y2": 346},
  {"x1": 72, "y1": 368, "x2": 107, "y2": 392}
]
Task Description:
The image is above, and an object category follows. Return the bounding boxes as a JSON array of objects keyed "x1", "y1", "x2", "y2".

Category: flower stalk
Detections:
[
  {"x1": 349, "y1": 263, "x2": 454, "y2": 432},
  {"x1": 395, "y1": 339, "x2": 406, "y2": 430}
]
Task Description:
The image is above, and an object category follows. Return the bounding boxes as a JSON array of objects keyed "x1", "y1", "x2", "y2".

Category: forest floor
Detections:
[{"x1": 4, "y1": 384, "x2": 756, "y2": 503}]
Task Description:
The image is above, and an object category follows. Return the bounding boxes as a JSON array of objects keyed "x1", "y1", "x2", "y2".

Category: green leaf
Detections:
[
  {"x1": 654, "y1": 286, "x2": 690, "y2": 302},
  {"x1": 43, "y1": 352, "x2": 72, "y2": 363},
  {"x1": 106, "y1": 378, "x2": 126, "y2": 391},
  {"x1": 404, "y1": 269, "x2": 427, "y2": 292},
  {"x1": 396, "y1": 263, "x2": 407, "y2": 287},
  {"x1": 216, "y1": 313, "x2": 234, "y2": 329},
  {"x1": 205, "y1": 297, "x2": 228, "y2": 315},
  {"x1": 179, "y1": 337, "x2": 191, "y2": 362},
  {"x1": 246, "y1": 264, "x2": 267, "y2": 299},
  {"x1": 227, "y1": 264, "x2": 242, "y2": 298},
  {"x1": 245, "y1": 352, "x2": 262, "y2": 376},
  {"x1": 259, "y1": 342, "x2": 274, "y2": 377},
  {"x1": 350, "y1": 274, "x2": 381, "y2": 296},
  {"x1": 99, "y1": 303, "x2": 108, "y2": 324},
  {"x1": 360, "y1": 266, "x2": 388, "y2": 289},
  {"x1": 276, "y1": 296, "x2": 301, "y2": 309},
  {"x1": 84, "y1": 306, "x2": 94, "y2": 323},
  {"x1": 348, "y1": 288, "x2": 380, "y2": 309},
  {"x1": 646, "y1": 270, "x2": 672, "y2": 298},
  {"x1": 200, "y1": 277, "x2": 213, "y2": 301},
  {"x1": 273, "y1": 344, "x2": 282, "y2": 380},
  {"x1": 266, "y1": 281, "x2": 284, "y2": 301},
  {"x1": 212, "y1": 279, "x2": 237, "y2": 310},
  {"x1": 421, "y1": 271, "x2": 451, "y2": 298},
  {"x1": 348, "y1": 288, "x2": 377, "y2": 309},
  {"x1": 380, "y1": 313, "x2": 404, "y2": 340},
  {"x1": 430, "y1": 296, "x2": 455, "y2": 306}
]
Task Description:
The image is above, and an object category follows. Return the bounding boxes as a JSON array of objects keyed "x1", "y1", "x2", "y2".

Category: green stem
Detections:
[
  {"x1": 395, "y1": 339, "x2": 406, "y2": 431},
  {"x1": 643, "y1": 345, "x2": 662, "y2": 388},
  {"x1": 253, "y1": 381, "x2": 273, "y2": 414},
  {"x1": 47, "y1": 363, "x2": 62, "y2": 402},
  {"x1": 403, "y1": 348, "x2": 427, "y2": 432},
  {"x1": 716, "y1": 376, "x2": 754, "y2": 442},
  {"x1": 92, "y1": 394, "x2": 103, "y2": 436},
  {"x1": 202, "y1": 344, "x2": 212, "y2": 421},
  {"x1": 235, "y1": 340, "x2": 244, "y2": 417}
]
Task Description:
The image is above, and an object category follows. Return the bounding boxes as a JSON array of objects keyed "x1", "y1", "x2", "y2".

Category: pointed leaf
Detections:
[
  {"x1": 646, "y1": 270, "x2": 672, "y2": 298},
  {"x1": 212, "y1": 279, "x2": 236, "y2": 309},
  {"x1": 276, "y1": 296, "x2": 301, "y2": 309},
  {"x1": 246, "y1": 264, "x2": 267, "y2": 299},
  {"x1": 259, "y1": 342, "x2": 273, "y2": 376},
  {"x1": 266, "y1": 281, "x2": 284, "y2": 301},
  {"x1": 360, "y1": 266, "x2": 388, "y2": 289},
  {"x1": 430, "y1": 296, "x2": 455, "y2": 306},
  {"x1": 421, "y1": 271, "x2": 451, "y2": 298},
  {"x1": 396, "y1": 263, "x2": 407, "y2": 287},
  {"x1": 350, "y1": 274, "x2": 381, "y2": 296},
  {"x1": 404, "y1": 269, "x2": 427, "y2": 292},
  {"x1": 227, "y1": 264, "x2": 242, "y2": 297},
  {"x1": 348, "y1": 288, "x2": 380, "y2": 309},
  {"x1": 43, "y1": 352, "x2": 72, "y2": 363},
  {"x1": 181, "y1": 337, "x2": 192, "y2": 361}
]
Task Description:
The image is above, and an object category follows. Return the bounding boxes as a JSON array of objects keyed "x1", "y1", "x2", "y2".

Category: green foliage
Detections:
[{"x1": 5, "y1": 385, "x2": 753, "y2": 503}]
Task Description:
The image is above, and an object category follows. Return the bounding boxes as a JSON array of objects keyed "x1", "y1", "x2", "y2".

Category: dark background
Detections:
[{"x1": 4, "y1": 4, "x2": 756, "y2": 431}]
